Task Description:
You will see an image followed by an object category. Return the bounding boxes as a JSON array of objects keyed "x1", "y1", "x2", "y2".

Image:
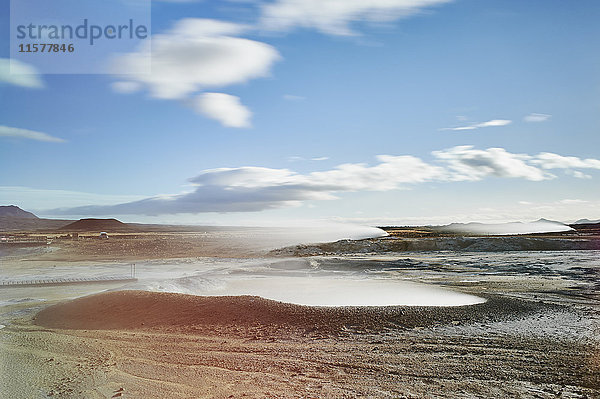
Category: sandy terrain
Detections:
[
  {"x1": 1, "y1": 232, "x2": 599, "y2": 398},
  {"x1": 0, "y1": 290, "x2": 596, "y2": 398}
]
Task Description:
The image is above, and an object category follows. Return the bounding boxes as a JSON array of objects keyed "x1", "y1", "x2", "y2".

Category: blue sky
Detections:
[{"x1": 1, "y1": 0, "x2": 599, "y2": 225}]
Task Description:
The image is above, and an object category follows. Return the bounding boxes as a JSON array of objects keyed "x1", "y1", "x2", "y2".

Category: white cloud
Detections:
[
  {"x1": 0, "y1": 58, "x2": 44, "y2": 89},
  {"x1": 0, "y1": 125, "x2": 65, "y2": 143},
  {"x1": 51, "y1": 146, "x2": 600, "y2": 216},
  {"x1": 51, "y1": 156, "x2": 444, "y2": 215},
  {"x1": 532, "y1": 153, "x2": 600, "y2": 170},
  {"x1": 447, "y1": 126, "x2": 477, "y2": 131},
  {"x1": 288, "y1": 156, "x2": 329, "y2": 162},
  {"x1": 111, "y1": 19, "x2": 279, "y2": 99},
  {"x1": 260, "y1": 0, "x2": 453, "y2": 35},
  {"x1": 189, "y1": 156, "x2": 444, "y2": 193},
  {"x1": 569, "y1": 170, "x2": 592, "y2": 179},
  {"x1": 110, "y1": 18, "x2": 280, "y2": 127},
  {"x1": 524, "y1": 113, "x2": 551, "y2": 122},
  {"x1": 475, "y1": 119, "x2": 511, "y2": 128},
  {"x1": 441, "y1": 119, "x2": 512, "y2": 131},
  {"x1": 194, "y1": 93, "x2": 252, "y2": 128},
  {"x1": 432, "y1": 146, "x2": 550, "y2": 181},
  {"x1": 307, "y1": 154, "x2": 447, "y2": 190}
]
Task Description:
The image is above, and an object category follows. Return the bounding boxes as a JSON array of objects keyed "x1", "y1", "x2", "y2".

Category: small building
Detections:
[{"x1": 99, "y1": 232, "x2": 109, "y2": 239}]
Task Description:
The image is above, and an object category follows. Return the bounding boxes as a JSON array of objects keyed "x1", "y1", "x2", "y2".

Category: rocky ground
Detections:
[
  {"x1": 0, "y1": 283, "x2": 597, "y2": 398},
  {"x1": 0, "y1": 232, "x2": 599, "y2": 398}
]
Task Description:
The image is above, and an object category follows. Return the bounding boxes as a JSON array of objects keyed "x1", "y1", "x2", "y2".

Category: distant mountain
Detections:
[
  {"x1": 535, "y1": 218, "x2": 563, "y2": 224},
  {"x1": 434, "y1": 220, "x2": 573, "y2": 235},
  {"x1": 569, "y1": 219, "x2": 600, "y2": 236},
  {"x1": 0, "y1": 205, "x2": 73, "y2": 231},
  {"x1": 60, "y1": 218, "x2": 134, "y2": 232},
  {"x1": 0, "y1": 205, "x2": 39, "y2": 219},
  {"x1": 573, "y1": 218, "x2": 600, "y2": 225}
]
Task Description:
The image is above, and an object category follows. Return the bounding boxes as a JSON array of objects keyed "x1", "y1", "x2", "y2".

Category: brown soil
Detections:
[
  {"x1": 34, "y1": 290, "x2": 542, "y2": 334},
  {"x1": 4, "y1": 290, "x2": 596, "y2": 398}
]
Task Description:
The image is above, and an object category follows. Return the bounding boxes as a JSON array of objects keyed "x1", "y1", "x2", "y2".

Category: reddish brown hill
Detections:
[
  {"x1": 33, "y1": 290, "x2": 530, "y2": 334},
  {"x1": 0, "y1": 205, "x2": 74, "y2": 231},
  {"x1": 59, "y1": 218, "x2": 135, "y2": 232},
  {"x1": 0, "y1": 205, "x2": 38, "y2": 219}
]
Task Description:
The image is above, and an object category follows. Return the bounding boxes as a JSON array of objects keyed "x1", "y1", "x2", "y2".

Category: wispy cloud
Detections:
[
  {"x1": 283, "y1": 94, "x2": 306, "y2": 101},
  {"x1": 0, "y1": 58, "x2": 44, "y2": 89},
  {"x1": 110, "y1": 18, "x2": 280, "y2": 127},
  {"x1": 524, "y1": 113, "x2": 551, "y2": 122},
  {"x1": 569, "y1": 170, "x2": 592, "y2": 179},
  {"x1": 441, "y1": 119, "x2": 512, "y2": 131},
  {"x1": 476, "y1": 119, "x2": 512, "y2": 128},
  {"x1": 531, "y1": 153, "x2": 600, "y2": 170},
  {"x1": 0, "y1": 125, "x2": 65, "y2": 143},
  {"x1": 260, "y1": 0, "x2": 453, "y2": 35},
  {"x1": 558, "y1": 199, "x2": 588, "y2": 205},
  {"x1": 288, "y1": 156, "x2": 329, "y2": 162},
  {"x1": 51, "y1": 146, "x2": 600, "y2": 216}
]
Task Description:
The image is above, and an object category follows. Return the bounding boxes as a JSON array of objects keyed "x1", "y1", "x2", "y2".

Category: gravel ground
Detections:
[{"x1": 0, "y1": 234, "x2": 598, "y2": 398}]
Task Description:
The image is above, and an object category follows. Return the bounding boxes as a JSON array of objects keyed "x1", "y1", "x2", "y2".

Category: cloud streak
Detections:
[
  {"x1": 288, "y1": 156, "x2": 329, "y2": 162},
  {"x1": 0, "y1": 125, "x2": 65, "y2": 143},
  {"x1": 441, "y1": 119, "x2": 512, "y2": 131},
  {"x1": 51, "y1": 146, "x2": 600, "y2": 216},
  {"x1": 524, "y1": 113, "x2": 551, "y2": 122}
]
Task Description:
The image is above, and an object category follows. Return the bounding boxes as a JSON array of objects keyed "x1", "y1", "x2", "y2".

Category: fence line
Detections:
[{"x1": 0, "y1": 276, "x2": 137, "y2": 288}]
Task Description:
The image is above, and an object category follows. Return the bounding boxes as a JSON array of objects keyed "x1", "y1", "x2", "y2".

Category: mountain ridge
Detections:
[{"x1": 0, "y1": 205, "x2": 39, "y2": 219}]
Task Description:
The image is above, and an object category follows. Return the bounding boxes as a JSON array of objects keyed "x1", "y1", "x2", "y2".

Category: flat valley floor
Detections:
[{"x1": 0, "y1": 233, "x2": 599, "y2": 398}]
